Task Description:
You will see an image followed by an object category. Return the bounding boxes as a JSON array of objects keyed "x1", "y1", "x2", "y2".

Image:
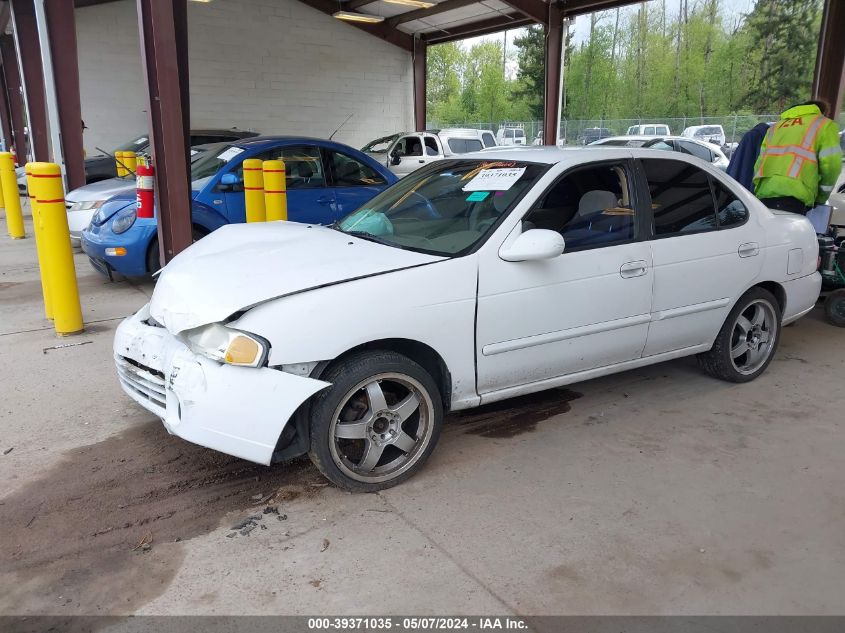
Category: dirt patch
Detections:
[
  {"x1": 453, "y1": 388, "x2": 582, "y2": 438},
  {"x1": 0, "y1": 419, "x2": 322, "y2": 616}
]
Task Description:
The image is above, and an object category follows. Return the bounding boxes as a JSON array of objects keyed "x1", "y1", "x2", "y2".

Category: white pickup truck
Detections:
[{"x1": 363, "y1": 129, "x2": 497, "y2": 177}]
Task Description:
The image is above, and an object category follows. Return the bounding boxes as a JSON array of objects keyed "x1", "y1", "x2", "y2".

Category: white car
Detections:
[
  {"x1": 590, "y1": 135, "x2": 730, "y2": 170},
  {"x1": 682, "y1": 124, "x2": 727, "y2": 147},
  {"x1": 114, "y1": 148, "x2": 821, "y2": 491}
]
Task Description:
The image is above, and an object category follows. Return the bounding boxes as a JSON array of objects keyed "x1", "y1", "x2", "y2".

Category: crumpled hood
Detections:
[{"x1": 149, "y1": 222, "x2": 445, "y2": 333}]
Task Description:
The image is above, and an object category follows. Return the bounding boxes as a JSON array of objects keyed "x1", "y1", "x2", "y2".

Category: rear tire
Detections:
[
  {"x1": 824, "y1": 289, "x2": 845, "y2": 327},
  {"x1": 307, "y1": 351, "x2": 443, "y2": 492},
  {"x1": 697, "y1": 287, "x2": 781, "y2": 383},
  {"x1": 146, "y1": 227, "x2": 207, "y2": 273}
]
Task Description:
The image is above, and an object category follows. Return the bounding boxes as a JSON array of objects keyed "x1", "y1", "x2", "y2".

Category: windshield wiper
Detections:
[{"x1": 342, "y1": 230, "x2": 402, "y2": 248}]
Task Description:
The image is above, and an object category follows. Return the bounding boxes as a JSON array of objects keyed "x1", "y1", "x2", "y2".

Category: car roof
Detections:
[
  {"x1": 460, "y1": 145, "x2": 727, "y2": 169},
  {"x1": 191, "y1": 129, "x2": 259, "y2": 139},
  {"x1": 233, "y1": 135, "x2": 366, "y2": 151}
]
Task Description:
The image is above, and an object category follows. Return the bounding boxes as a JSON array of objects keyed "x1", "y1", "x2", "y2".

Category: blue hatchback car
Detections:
[{"x1": 81, "y1": 136, "x2": 397, "y2": 277}]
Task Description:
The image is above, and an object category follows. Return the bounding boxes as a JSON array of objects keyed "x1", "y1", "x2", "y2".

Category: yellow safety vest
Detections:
[{"x1": 753, "y1": 104, "x2": 842, "y2": 208}]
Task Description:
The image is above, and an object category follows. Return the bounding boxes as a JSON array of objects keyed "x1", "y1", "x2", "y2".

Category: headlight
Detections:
[
  {"x1": 183, "y1": 323, "x2": 268, "y2": 368},
  {"x1": 69, "y1": 199, "x2": 106, "y2": 212},
  {"x1": 111, "y1": 207, "x2": 137, "y2": 234}
]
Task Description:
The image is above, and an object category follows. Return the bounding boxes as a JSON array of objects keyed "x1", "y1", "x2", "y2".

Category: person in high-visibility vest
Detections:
[{"x1": 753, "y1": 100, "x2": 842, "y2": 215}]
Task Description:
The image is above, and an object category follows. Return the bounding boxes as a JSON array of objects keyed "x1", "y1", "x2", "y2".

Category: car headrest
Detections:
[{"x1": 577, "y1": 190, "x2": 618, "y2": 216}]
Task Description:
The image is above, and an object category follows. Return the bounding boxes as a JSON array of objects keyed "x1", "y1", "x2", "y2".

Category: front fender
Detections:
[{"x1": 231, "y1": 255, "x2": 479, "y2": 409}]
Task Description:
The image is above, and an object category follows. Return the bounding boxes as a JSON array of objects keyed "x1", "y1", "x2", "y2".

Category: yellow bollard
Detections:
[
  {"x1": 115, "y1": 151, "x2": 128, "y2": 177},
  {"x1": 0, "y1": 152, "x2": 25, "y2": 238},
  {"x1": 123, "y1": 152, "x2": 137, "y2": 174},
  {"x1": 25, "y1": 164, "x2": 53, "y2": 320},
  {"x1": 31, "y1": 162, "x2": 83, "y2": 336},
  {"x1": 263, "y1": 160, "x2": 288, "y2": 222},
  {"x1": 243, "y1": 158, "x2": 266, "y2": 223}
]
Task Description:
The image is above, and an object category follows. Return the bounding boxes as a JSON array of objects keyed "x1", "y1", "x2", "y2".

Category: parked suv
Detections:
[
  {"x1": 682, "y1": 124, "x2": 726, "y2": 146},
  {"x1": 577, "y1": 127, "x2": 612, "y2": 145}
]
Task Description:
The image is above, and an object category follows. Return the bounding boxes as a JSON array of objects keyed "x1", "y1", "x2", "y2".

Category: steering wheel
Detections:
[{"x1": 401, "y1": 191, "x2": 438, "y2": 219}]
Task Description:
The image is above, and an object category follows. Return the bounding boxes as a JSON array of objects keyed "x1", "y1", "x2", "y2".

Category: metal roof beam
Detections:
[
  {"x1": 387, "y1": 0, "x2": 479, "y2": 27},
  {"x1": 499, "y1": 0, "x2": 547, "y2": 25},
  {"x1": 423, "y1": 12, "x2": 533, "y2": 44}
]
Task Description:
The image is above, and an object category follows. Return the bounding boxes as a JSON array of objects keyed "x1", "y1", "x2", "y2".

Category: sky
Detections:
[{"x1": 461, "y1": 0, "x2": 758, "y2": 78}]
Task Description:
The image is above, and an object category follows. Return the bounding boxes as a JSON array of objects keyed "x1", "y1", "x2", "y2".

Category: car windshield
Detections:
[
  {"x1": 697, "y1": 126, "x2": 722, "y2": 136},
  {"x1": 113, "y1": 134, "x2": 150, "y2": 153},
  {"x1": 336, "y1": 159, "x2": 548, "y2": 256},
  {"x1": 362, "y1": 134, "x2": 400, "y2": 154},
  {"x1": 190, "y1": 142, "x2": 244, "y2": 189}
]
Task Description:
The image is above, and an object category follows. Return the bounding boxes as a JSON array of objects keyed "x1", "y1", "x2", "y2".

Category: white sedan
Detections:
[
  {"x1": 590, "y1": 135, "x2": 730, "y2": 170},
  {"x1": 114, "y1": 148, "x2": 821, "y2": 491}
]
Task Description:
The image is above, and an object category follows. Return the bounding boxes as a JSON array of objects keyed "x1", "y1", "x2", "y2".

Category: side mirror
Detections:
[
  {"x1": 500, "y1": 229, "x2": 565, "y2": 262},
  {"x1": 390, "y1": 151, "x2": 401, "y2": 166},
  {"x1": 217, "y1": 172, "x2": 243, "y2": 191}
]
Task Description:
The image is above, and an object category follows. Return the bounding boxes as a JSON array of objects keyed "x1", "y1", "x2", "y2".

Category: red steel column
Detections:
[
  {"x1": 0, "y1": 36, "x2": 27, "y2": 160},
  {"x1": 813, "y1": 0, "x2": 845, "y2": 116},
  {"x1": 45, "y1": 0, "x2": 86, "y2": 191},
  {"x1": 413, "y1": 37, "x2": 427, "y2": 132},
  {"x1": 0, "y1": 66, "x2": 13, "y2": 150},
  {"x1": 136, "y1": 0, "x2": 192, "y2": 264},
  {"x1": 543, "y1": 3, "x2": 563, "y2": 145},
  {"x1": 11, "y1": 0, "x2": 49, "y2": 161}
]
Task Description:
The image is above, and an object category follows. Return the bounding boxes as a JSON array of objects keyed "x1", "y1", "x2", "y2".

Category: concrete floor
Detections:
[{"x1": 1, "y1": 212, "x2": 844, "y2": 618}]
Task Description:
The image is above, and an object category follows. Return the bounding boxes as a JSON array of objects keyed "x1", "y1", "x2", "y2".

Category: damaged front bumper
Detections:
[{"x1": 113, "y1": 304, "x2": 329, "y2": 465}]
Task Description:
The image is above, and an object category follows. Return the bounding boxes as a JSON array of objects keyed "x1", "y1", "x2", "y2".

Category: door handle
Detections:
[
  {"x1": 317, "y1": 196, "x2": 332, "y2": 205},
  {"x1": 738, "y1": 242, "x2": 759, "y2": 258},
  {"x1": 418, "y1": 159, "x2": 425, "y2": 163},
  {"x1": 620, "y1": 260, "x2": 648, "y2": 278}
]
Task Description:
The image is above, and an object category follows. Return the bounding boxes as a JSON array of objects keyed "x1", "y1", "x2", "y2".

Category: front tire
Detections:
[
  {"x1": 697, "y1": 287, "x2": 781, "y2": 383},
  {"x1": 824, "y1": 289, "x2": 845, "y2": 327},
  {"x1": 307, "y1": 351, "x2": 443, "y2": 492}
]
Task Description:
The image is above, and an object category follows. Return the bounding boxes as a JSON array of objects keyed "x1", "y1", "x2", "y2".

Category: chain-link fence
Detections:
[{"x1": 427, "y1": 115, "x2": 781, "y2": 146}]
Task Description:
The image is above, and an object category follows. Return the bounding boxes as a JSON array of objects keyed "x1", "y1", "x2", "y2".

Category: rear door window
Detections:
[
  {"x1": 679, "y1": 141, "x2": 714, "y2": 162},
  {"x1": 328, "y1": 150, "x2": 386, "y2": 187},
  {"x1": 641, "y1": 158, "x2": 717, "y2": 236},
  {"x1": 712, "y1": 179, "x2": 749, "y2": 228}
]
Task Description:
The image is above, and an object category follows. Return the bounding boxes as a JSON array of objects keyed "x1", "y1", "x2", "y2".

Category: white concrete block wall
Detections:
[{"x1": 75, "y1": 0, "x2": 413, "y2": 155}]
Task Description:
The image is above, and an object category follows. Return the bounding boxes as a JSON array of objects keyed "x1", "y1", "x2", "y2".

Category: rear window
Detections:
[
  {"x1": 515, "y1": 129, "x2": 525, "y2": 138},
  {"x1": 448, "y1": 138, "x2": 483, "y2": 154}
]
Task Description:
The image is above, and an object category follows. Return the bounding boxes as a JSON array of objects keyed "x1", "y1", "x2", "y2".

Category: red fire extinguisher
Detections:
[{"x1": 136, "y1": 162, "x2": 155, "y2": 218}]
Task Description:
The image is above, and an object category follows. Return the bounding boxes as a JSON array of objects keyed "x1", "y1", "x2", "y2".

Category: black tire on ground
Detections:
[
  {"x1": 146, "y1": 227, "x2": 207, "y2": 273},
  {"x1": 697, "y1": 286, "x2": 782, "y2": 383},
  {"x1": 824, "y1": 289, "x2": 845, "y2": 327},
  {"x1": 307, "y1": 350, "x2": 443, "y2": 492}
]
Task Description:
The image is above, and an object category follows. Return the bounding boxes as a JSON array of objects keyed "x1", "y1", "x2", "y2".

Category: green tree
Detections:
[
  {"x1": 512, "y1": 26, "x2": 545, "y2": 119},
  {"x1": 743, "y1": 0, "x2": 822, "y2": 112}
]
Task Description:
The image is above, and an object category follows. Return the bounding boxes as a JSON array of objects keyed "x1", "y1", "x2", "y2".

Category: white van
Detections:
[
  {"x1": 366, "y1": 129, "x2": 496, "y2": 177},
  {"x1": 625, "y1": 123, "x2": 671, "y2": 136},
  {"x1": 496, "y1": 126, "x2": 527, "y2": 146}
]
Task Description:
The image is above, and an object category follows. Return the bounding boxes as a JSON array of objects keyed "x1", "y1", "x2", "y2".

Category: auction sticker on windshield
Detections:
[
  {"x1": 217, "y1": 146, "x2": 245, "y2": 162},
  {"x1": 463, "y1": 167, "x2": 526, "y2": 192}
]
